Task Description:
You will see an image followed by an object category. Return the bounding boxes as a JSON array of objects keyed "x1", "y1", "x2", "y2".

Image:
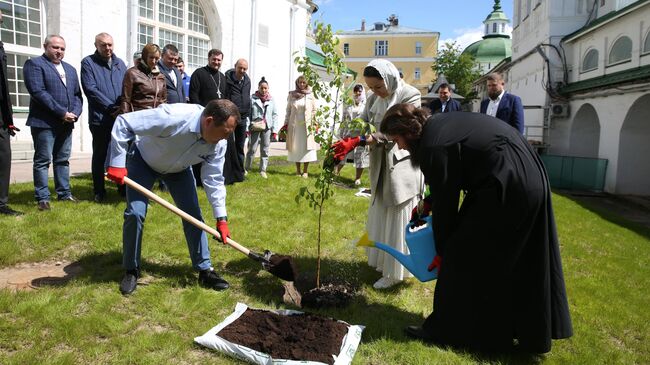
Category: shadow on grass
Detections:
[
  {"x1": 68, "y1": 249, "x2": 199, "y2": 288},
  {"x1": 555, "y1": 190, "x2": 650, "y2": 240},
  {"x1": 223, "y1": 255, "x2": 544, "y2": 364}
]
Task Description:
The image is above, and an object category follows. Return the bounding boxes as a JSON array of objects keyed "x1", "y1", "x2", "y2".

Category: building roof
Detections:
[
  {"x1": 485, "y1": 0, "x2": 509, "y2": 22},
  {"x1": 563, "y1": 0, "x2": 650, "y2": 43},
  {"x1": 338, "y1": 26, "x2": 437, "y2": 35},
  {"x1": 463, "y1": 36, "x2": 512, "y2": 62},
  {"x1": 305, "y1": 46, "x2": 357, "y2": 78},
  {"x1": 560, "y1": 64, "x2": 650, "y2": 95}
]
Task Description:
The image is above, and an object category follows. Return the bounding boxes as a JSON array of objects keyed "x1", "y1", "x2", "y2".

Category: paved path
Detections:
[{"x1": 10, "y1": 141, "x2": 288, "y2": 184}]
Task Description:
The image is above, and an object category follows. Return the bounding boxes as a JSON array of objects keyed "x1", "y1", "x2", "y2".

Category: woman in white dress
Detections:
[
  {"x1": 332, "y1": 59, "x2": 424, "y2": 289},
  {"x1": 336, "y1": 84, "x2": 370, "y2": 185},
  {"x1": 284, "y1": 75, "x2": 318, "y2": 178}
]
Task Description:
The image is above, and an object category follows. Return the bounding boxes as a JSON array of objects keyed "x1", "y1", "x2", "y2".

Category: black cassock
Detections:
[{"x1": 416, "y1": 112, "x2": 572, "y2": 353}]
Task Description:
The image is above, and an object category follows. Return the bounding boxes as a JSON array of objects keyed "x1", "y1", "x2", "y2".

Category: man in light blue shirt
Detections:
[{"x1": 106, "y1": 99, "x2": 240, "y2": 295}]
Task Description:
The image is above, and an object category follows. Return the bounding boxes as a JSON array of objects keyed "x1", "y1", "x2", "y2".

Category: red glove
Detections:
[
  {"x1": 428, "y1": 255, "x2": 442, "y2": 273},
  {"x1": 8, "y1": 125, "x2": 20, "y2": 137},
  {"x1": 106, "y1": 166, "x2": 128, "y2": 185},
  {"x1": 216, "y1": 220, "x2": 230, "y2": 245},
  {"x1": 410, "y1": 199, "x2": 432, "y2": 223},
  {"x1": 331, "y1": 137, "x2": 360, "y2": 163}
]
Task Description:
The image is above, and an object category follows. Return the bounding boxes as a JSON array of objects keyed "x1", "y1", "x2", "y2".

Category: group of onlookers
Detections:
[{"x1": 1, "y1": 23, "x2": 573, "y2": 356}]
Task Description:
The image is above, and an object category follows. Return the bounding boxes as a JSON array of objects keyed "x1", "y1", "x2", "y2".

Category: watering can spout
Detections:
[
  {"x1": 371, "y1": 216, "x2": 438, "y2": 282},
  {"x1": 373, "y1": 242, "x2": 413, "y2": 270}
]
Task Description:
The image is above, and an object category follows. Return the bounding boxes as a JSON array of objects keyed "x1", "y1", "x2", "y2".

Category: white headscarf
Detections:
[{"x1": 366, "y1": 59, "x2": 404, "y2": 125}]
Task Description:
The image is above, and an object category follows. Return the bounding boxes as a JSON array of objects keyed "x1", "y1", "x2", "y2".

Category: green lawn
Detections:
[{"x1": 1, "y1": 157, "x2": 648, "y2": 364}]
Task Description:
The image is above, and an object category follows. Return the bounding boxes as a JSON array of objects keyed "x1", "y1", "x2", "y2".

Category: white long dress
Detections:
[
  {"x1": 287, "y1": 97, "x2": 317, "y2": 163},
  {"x1": 363, "y1": 59, "x2": 423, "y2": 282}
]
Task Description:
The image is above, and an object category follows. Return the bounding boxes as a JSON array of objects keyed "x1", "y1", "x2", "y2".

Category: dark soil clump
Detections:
[
  {"x1": 300, "y1": 283, "x2": 355, "y2": 308},
  {"x1": 217, "y1": 309, "x2": 349, "y2": 364},
  {"x1": 288, "y1": 272, "x2": 359, "y2": 309}
]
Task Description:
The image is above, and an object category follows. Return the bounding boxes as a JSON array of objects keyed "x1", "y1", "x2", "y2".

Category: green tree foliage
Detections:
[
  {"x1": 431, "y1": 41, "x2": 482, "y2": 102},
  {"x1": 293, "y1": 21, "x2": 351, "y2": 287}
]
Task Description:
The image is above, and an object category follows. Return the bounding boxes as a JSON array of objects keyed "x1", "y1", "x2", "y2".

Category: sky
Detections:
[{"x1": 312, "y1": 0, "x2": 514, "y2": 51}]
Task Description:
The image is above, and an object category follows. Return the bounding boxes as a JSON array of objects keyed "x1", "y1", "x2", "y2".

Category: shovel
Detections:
[{"x1": 122, "y1": 176, "x2": 298, "y2": 281}]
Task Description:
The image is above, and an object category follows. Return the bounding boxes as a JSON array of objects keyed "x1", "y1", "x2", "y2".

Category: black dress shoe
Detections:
[
  {"x1": 120, "y1": 270, "x2": 139, "y2": 295},
  {"x1": 94, "y1": 194, "x2": 105, "y2": 203},
  {"x1": 0, "y1": 205, "x2": 24, "y2": 216},
  {"x1": 37, "y1": 201, "x2": 51, "y2": 211},
  {"x1": 198, "y1": 268, "x2": 230, "y2": 291},
  {"x1": 58, "y1": 195, "x2": 79, "y2": 203},
  {"x1": 404, "y1": 326, "x2": 434, "y2": 342}
]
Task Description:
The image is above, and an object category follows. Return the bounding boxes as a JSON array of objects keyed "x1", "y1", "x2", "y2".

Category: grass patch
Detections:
[{"x1": 1, "y1": 157, "x2": 649, "y2": 364}]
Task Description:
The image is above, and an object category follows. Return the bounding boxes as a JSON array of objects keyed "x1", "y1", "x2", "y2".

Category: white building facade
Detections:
[
  {"x1": 508, "y1": 0, "x2": 650, "y2": 195},
  {"x1": 3, "y1": 0, "x2": 315, "y2": 157}
]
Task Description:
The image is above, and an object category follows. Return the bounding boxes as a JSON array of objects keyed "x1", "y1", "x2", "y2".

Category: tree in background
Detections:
[{"x1": 431, "y1": 41, "x2": 482, "y2": 102}]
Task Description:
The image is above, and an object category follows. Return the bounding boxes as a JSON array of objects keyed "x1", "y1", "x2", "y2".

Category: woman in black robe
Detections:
[{"x1": 380, "y1": 104, "x2": 573, "y2": 353}]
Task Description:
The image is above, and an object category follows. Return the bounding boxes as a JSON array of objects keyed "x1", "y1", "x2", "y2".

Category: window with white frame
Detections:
[
  {"x1": 375, "y1": 40, "x2": 388, "y2": 56},
  {"x1": 608, "y1": 36, "x2": 632, "y2": 65},
  {"x1": 414, "y1": 67, "x2": 421, "y2": 80},
  {"x1": 415, "y1": 41, "x2": 422, "y2": 55},
  {"x1": 137, "y1": 0, "x2": 210, "y2": 70},
  {"x1": 343, "y1": 43, "x2": 349, "y2": 56},
  {"x1": 581, "y1": 48, "x2": 599, "y2": 72},
  {"x1": 1, "y1": 0, "x2": 44, "y2": 110}
]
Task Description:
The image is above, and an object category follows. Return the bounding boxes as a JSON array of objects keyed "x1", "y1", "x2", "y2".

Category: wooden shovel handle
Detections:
[{"x1": 123, "y1": 176, "x2": 252, "y2": 256}]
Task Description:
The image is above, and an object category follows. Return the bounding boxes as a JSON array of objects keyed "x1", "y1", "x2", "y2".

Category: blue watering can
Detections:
[{"x1": 373, "y1": 215, "x2": 438, "y2": 282}]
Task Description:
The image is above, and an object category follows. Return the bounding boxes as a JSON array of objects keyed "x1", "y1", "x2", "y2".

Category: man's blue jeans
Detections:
[
  {"x1": 30, "y1": 126, "x2": 73, "y2": 202},
  {"x1": 123, "y1": 147, "x2": 212, "y2": 272}
]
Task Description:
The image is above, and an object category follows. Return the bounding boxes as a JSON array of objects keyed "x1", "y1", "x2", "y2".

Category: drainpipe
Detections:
[
  {"x1": 249, "y1": 0, "x2": 257, "y2": 81},
  {"x1": 289, "y1": 4, "x2": 298, "y2": 89}
]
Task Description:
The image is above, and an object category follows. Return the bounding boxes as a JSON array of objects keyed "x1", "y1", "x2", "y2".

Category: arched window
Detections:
[
  {"x1": 138, "y1": 0, "x2": 211, "y2": 71},
  {"x1": 582, "y1": 48, "x2": 599, "y2": 72},
  {"x1": 0, "y1": 0, "x2": 44, "y2": 110},
  {"x1": 492, "y1": 23, "x2": 497, "y2": 33},
  {"x1": 608, "y1": 36, "x2": 632, "y2": 65},
  {"x1": 644, "y1": 30, "x2": 650, "y2": 54}
]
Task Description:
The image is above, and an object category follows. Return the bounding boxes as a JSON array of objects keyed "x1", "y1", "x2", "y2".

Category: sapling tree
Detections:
[{"x1": 293, "y1": 21, "x2": 354, "y2": 288}]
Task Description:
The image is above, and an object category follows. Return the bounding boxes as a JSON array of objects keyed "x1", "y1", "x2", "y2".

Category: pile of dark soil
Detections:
[
  {"x1": 300, "y1": 283, "x2": 355, "y2": 308},
  {"x1": 284, "y1": 272, "x2": 358, "y2": 309},
  {"x1": 217, "y1": 309, "x2": 349, "y2": 364}
]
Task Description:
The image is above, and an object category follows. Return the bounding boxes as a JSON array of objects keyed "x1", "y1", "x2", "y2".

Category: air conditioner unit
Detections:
[{"x1": 550, "y1": 103, "x2": 570, "y2": 118}]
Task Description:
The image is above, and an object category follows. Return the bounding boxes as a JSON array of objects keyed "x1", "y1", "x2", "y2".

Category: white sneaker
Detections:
[
  {"x1": 260, "y1": 171, "x2": 268, "y2": 179},
  {"x1": 301, "y1": 173, "x2": 308, "y2": 179},
  {"x1": 373, "y1": 277, "x2": 401, "y2": 289},
  {"x1": 244, "y1": 170, "x2": 249, "y2": 176},
  {"x1": 354, "y1": 179, "x2": 361, "y2": 186}
]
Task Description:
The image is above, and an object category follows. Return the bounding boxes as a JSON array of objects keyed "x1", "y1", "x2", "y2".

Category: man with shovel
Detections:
[{"x1": 106, "y1": 99, "x2": 239, "y2": 295}]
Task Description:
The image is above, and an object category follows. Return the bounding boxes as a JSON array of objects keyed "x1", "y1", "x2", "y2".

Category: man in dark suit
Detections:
[
  {"x1": 428, "y1": 83, "x2": 461, "y2": 114},
  {"x1": 480, "y1": 72, "x2": 524, "y2": 134},
  {"x1": 157, "y1": 44, "x2": 185, "y2": 104},
  {"x1": 23, "y1": 34, "x2": 83, "y2": 211},
  {"x1": 81, "y1": 32, "x2": 127, "y2": 203},
  {"x1": 0, "y1": 10, "x2": 22, "y2": 216}
]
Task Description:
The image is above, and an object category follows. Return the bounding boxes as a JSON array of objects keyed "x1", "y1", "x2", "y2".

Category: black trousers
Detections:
[
  {"x1": 233, "y1": 119, "x2": 247, "y2": 166},
  {"x1": 0, "y1": 127, "x2": 10, "y2": 207},
  {"x1": 90, "y1": 123, "x2": 113, "y2": 196}
]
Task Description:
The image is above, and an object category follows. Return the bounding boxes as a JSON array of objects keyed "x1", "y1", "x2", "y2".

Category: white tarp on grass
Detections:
[{"x1": 194, "y1": 302, "x2": 364, "y2": 365}]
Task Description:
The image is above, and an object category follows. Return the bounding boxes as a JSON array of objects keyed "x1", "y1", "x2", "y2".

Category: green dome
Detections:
[
  {"x1": 462, "y1": 36, "x2": 512, "y2": 63},
  {"x1": 485, "y1": 0, "x2": 509, "y2": 22}
]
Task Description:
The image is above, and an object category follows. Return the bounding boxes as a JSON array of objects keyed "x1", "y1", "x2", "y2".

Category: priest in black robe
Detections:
[{"x1": 380, "y1": 104, "x2": 573, "y2": 353}]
